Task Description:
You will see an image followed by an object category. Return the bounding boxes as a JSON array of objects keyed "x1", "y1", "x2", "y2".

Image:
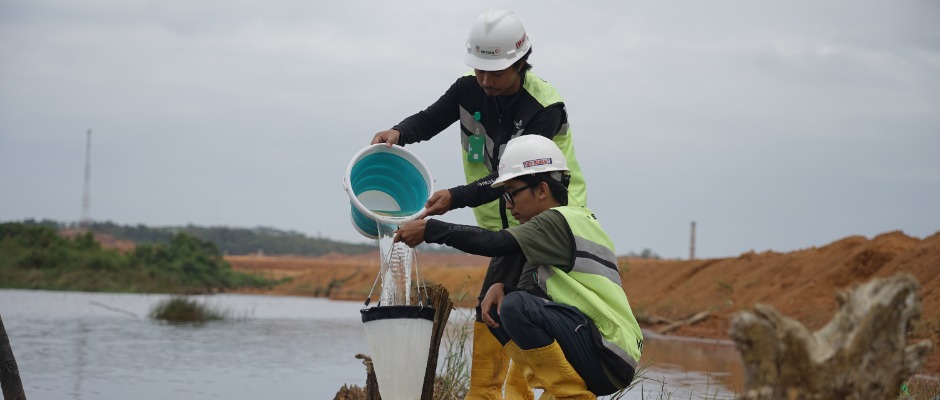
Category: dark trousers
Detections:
[
  {"x1": 475, "y1": 253, "x2": 525, "y2": 322},
  {"x1": 486, "y1": 291, "x2": 619, "y2": 396}
]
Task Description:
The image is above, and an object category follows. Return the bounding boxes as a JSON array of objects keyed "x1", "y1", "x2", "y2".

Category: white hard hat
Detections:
[
  {"x1": 492, "y1": 135, "x2": 569, "y2": 187},
  {"x1": 465, "y1": 10, "x2": 532, "y2": 71}
]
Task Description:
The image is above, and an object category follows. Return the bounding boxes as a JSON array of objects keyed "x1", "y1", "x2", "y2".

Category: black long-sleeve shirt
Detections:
[{"x1": 393, "y1": 72, "x2": 567, "y2": 214}]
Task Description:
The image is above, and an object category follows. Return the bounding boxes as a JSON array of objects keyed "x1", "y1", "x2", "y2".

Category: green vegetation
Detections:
[
  {"x1": 91, "y1": 221, "x2": 378, "y2": 256},
  {"x1": 0, "y1": 222, "x2": 274, "y2": 294},
  {"x1": 900, "y1": 377, "x2": 940, "y2": 400},
  {"x1": 150, "y1": 296, "x2": 227, "y2": 323},
  {"x1": 10, "y1": 219, "x2": 464, "y2": 256},
  {"x1": 433, "y1": 313, "x2": 472, "y2": 399},
  {"x1": 92, "y1": 220, "x2": 377, "y2": 256}
]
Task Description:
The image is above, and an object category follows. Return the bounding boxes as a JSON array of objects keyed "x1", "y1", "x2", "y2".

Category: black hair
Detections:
[
  {"x1": 512, "y1": 48, "x2": 533, "y2": 73},
  {"x1": 517, "y1": 170, "x2": 569, "y2": 206}
]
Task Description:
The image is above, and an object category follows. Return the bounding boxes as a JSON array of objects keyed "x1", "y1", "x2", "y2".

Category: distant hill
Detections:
[{"x1": 13, "y1": 219, "x2": 381, "y2": 256}]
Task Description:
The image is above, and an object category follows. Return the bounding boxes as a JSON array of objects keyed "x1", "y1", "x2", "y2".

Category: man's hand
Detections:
[
  {"x1": 423, "y1": 189, "x2": 453, "y2": 217},
  {"x1": 371, "y1": 130, "x2": 401, "y2": 147},
  {"x1": 393, "y1": 219, "x2": 428, "y2": 248},
  {"x1": 481, "y1": 283, "x2": 506, "y2": 328}
]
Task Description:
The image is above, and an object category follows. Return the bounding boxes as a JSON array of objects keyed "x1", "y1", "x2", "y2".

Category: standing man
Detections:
[
  {"x1": 371, "y1": 10, "x2": 588, "y2": 399},
  {"x1": 395, "y1": 135, "x2": 641, "y2": 399}
]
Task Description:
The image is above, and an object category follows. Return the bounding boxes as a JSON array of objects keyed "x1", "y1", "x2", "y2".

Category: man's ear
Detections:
[{"x1": 536, "y1": 181, "x2": 551, "y2": 199}]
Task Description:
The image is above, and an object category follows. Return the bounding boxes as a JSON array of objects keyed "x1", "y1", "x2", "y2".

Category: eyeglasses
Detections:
[{"x1": 501, "y1": 184, "x2": 533, "y2": 206}]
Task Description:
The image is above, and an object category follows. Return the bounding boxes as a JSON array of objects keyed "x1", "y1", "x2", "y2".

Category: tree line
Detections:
[
  {"x1": 0, "y1": 222, "x2": 274, "y2": 294},
  {"x1": 15, "y1": 219, "x2": 377, "y2": 256}
]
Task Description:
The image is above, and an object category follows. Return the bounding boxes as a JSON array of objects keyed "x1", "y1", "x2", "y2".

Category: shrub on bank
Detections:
[{"x1": 150, "y1": 296, "x2": 226, "y2": 323}]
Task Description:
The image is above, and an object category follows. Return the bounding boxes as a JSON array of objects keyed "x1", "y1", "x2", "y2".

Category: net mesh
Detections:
[{"x1": 377, "y1": 222, "x2": 415, "y2": 306}]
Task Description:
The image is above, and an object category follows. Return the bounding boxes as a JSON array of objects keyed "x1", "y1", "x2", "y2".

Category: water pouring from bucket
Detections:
[
  {"x1": 344, "y1": 144, "x2": 437, "y2": 399},
  {"x1": 344, "y1": 143, "x2": 435, "y2": 306}
]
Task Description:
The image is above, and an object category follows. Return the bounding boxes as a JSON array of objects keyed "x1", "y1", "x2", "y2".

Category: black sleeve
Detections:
[
  {"x1": 447, "y1": 104, "x2": 566, "y2": 210},
  {"x1": 424, "y1": 219, "x2": 520, "y2": 256},
  {"x1": 524, "y1": 103, "x2": 566, "y2": 139},
  {"x1": 447, "y1": 171, "x2": 502, "y2": 210},
  {"x1": 394, "y1": 79, "x2": 462, "y2": 145}
]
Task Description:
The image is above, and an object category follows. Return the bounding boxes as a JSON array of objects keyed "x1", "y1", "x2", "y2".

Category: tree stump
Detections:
[
  {"x1": 333, "y1": 354, "x2": 379, "y2": 400},
  {"x1": 334, "y1": 383, "x2": 367, "y2": 400},
  {"x1": 729, "y1": 273, "x2": 933, "y2": 399}
]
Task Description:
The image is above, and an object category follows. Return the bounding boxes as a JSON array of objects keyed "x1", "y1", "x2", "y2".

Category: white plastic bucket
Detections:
[{"x1": 343, "y1": 144, "x2": 434, "y2": 239}]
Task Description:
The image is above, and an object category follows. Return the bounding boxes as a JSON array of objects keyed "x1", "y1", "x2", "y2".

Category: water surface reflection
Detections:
[
  {"x1": 1, "y1": 290, "x2": 740, "y2": 399},
  {"x1": 639, "y1": 331, "x2": 744, "y2": 397}
]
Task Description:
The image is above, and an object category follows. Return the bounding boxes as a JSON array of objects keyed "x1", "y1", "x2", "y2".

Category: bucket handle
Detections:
[{"x1": 411, "y1": 248, "x2": 430, "y2": 307}]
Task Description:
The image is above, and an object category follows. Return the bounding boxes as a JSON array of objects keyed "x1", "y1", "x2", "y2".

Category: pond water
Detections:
[{"x1": 0, "y1": 289, "x2": 741, "y2": 399}]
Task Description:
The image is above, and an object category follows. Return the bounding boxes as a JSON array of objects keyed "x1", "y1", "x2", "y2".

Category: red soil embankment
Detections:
[
  {"x1": 226, "y1": 230, "x2": 940, "y2": 376},
  {"x1": 621, "y1": 230, "x2": 940, "y2": 376},
  {"x1": 228, "y1": 251, "x2": 490, "y2": 303}
]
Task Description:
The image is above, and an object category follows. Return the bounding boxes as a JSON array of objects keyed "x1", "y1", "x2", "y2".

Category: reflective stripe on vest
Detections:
[
  {"x1": 536, "y1": 207, "x2": 643, "y2": 368},
  {"x1": 458, "y1": 72, "x2": 587, "y2": 231}
]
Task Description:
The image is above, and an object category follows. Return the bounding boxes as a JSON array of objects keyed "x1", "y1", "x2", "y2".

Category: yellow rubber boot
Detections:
[
  {"x1": 504, "y1": 360, "x2": 535, "y2": 400},
  {"x1": 519, "y1": 341, "x2": 594, "y2": 400},
  {"x1": 502, "y1": 342, "x2": 536, "y2": 400},
  {"x1": 465, "y1": 321, "x2": 509, "y2": 400}
]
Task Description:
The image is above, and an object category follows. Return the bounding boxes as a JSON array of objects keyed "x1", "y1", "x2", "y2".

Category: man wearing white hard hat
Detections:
[
  {"x1": 371, "y1": 10, "x2": 590, "y2": 398},
  {"x1": 395, "y1": 136, "x2": 640, "y2": 399}
]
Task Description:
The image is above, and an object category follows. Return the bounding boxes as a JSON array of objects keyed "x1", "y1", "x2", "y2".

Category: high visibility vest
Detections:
[
  {"x1": 458, "y1": 72, "x2": 587, "y2": 231},
  {"x1": 536, "y1": 206, "x2": 643, "y2": 387}
]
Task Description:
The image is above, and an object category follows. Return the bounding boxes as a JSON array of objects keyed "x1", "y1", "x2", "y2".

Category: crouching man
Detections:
[{"x1": 395, "y1": 135, "x2": 643, "y2": 399}]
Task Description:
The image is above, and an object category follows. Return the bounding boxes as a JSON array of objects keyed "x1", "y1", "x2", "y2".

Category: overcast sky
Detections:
[{"x1": 1, "y1": 0, "x2": 938, "y2": 259}]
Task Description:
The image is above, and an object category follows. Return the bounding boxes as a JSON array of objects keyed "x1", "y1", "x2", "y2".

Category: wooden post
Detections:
[
  {"x1": 0, "y1": 315, "x2": 27, "y2": 400},
  {"x1": 417, "y1": 284, "x2": 453, "y2": 400},
  {"x1": 689, "y1": 221, "x2": 696, "y2": 260}
]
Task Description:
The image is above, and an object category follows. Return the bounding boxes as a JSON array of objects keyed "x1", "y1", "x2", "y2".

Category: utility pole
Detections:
[
  {"x1": 81, "y1": 129, "x2": 92, "y2": 231},
  {"x1": 690, "y1": 221, "x2": 696, "y2": 260}
]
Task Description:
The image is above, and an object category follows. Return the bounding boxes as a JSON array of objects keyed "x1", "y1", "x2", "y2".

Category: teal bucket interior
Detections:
[{"x1": 348, "y1": 151, "x2": 430, "y2": 239}]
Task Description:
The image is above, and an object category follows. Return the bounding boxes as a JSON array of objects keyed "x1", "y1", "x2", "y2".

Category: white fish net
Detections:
[
  {"x1": 376, "y1": 222, "x2": 415, "y2": 306},
  {"x1": 363, "y1": 315, "x2": 434, "y2": 399},
  {"x1": 362, "y1": 222, "x2": 434, "y2": 400}
]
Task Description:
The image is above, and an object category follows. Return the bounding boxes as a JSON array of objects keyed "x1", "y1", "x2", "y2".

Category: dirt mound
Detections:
[
  {"x1": 226, "y1": 230, "x2": 940, "y2": 376},
  {"x1": 621, "y1": 230, "x2": 940, "y2": 376}
]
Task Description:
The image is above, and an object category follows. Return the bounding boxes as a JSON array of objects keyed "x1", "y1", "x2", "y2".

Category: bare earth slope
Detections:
[
  {"x1": 621, "y1": 230, "x2": 940, "y2": 375},
  {"x1": 227, "y1": 230, "x2": 939, "y2": 376}
]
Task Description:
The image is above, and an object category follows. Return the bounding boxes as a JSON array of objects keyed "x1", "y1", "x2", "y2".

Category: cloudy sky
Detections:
[{"x1": 1, "y1": 0, "x2": 938, "y2": 259}]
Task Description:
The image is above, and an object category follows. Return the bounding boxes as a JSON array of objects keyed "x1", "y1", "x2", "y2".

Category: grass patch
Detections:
[
  {"x1": 433, "y1": 309, "x2": 473, "y2": 399},
  {"x1": 150, "y1": 296, "x2": 227, "y2": 323}
]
